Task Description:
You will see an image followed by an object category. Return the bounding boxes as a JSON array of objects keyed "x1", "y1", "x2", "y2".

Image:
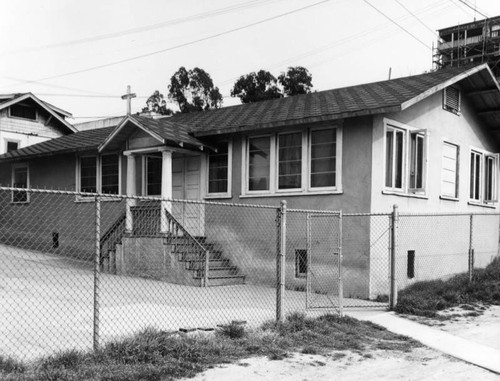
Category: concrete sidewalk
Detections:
[{"x1": 347, "y1": 310, "x2": 500, "y2": 375}]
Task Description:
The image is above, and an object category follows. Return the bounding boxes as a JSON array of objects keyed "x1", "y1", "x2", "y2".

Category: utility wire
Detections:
[
  {"x1": 25, "y1": 0, "x2": 331, "y2": 83},
  {"x1": 457, "y1": 0, "x2": 489, "y2": 19},
  {"x1": 362, "y1": 0, "x2": 432, "y2": 50},
  {"x1": 395, "y1": 0, "x2": 439, "y2": 37}
]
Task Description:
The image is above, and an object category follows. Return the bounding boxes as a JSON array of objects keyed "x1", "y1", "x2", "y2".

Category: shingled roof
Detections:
[
  {"x1": 1, "y1": 64, "x2": 498, "y2": 162},
  {"x1": 167, "y1": 64, "x2": 500, "y2": 136}
]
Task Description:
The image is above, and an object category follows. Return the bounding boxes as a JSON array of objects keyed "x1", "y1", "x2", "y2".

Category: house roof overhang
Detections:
[{"x1": 0, "y1": 93, "x2": 76, "y2": 133}]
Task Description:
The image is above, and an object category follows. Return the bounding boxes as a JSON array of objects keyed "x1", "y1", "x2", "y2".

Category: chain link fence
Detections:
[{"x1": 1, "y1": 187, "x2": 499, "y2": 360}]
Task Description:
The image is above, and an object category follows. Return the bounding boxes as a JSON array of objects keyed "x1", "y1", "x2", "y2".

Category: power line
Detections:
[
  {"x1": 24, "y1": 0, "x2": 331, "y2": 84},
  {"x1": 457, "y1": 0, "x2": 489, "y2": 19},
  {"x1": 362, "y1": 0, "x2": 432, "y2": 51},
  {"x1": 5, "y1": 0, "x2": 281, "y2": 55},
  {"x1": 395, "y1": 0, "x2": 439, "y2": 37}
]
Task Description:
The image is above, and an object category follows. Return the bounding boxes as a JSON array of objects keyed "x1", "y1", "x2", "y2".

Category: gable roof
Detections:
[
  {"x1": 167, "y1": 64, "x2": 500, "y2": 137},
  {"x1": 0, "y1": 93, "x2": 76, "y2": 133},
  {"x1": 0, "y1": 127, "x2": 114, "y2": 161},
  {"x1": 99, "y1": 115, "x2": 208, "y2": 152},
  {"x1": 1, "y1": 64, "x2": 498, "y2": 163}
]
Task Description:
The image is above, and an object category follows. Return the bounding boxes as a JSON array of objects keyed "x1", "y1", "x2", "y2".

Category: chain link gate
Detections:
[{"x1": 306, "y1": 211, "x2": 342, "y2": 313}]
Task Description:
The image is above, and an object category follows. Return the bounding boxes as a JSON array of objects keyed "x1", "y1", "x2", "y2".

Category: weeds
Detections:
[
  {"x1": 0, "y1": 313, "x2": 419, "y2": 381},
  {"x1": 395, "y1": 256, "x2": 500, "y2": 317}
]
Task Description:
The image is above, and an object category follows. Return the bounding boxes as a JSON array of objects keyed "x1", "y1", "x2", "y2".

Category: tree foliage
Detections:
[
  {"x1": 167, "y1": 67, "x2": 223, "y2": 113},
  {"x1": 230, "y1": 70, "x2": 282, "y2": 104},
  {"x1": 231, "y1": 67, "x2": 313, "y2": 103},
  {"x1": 142, "y1": 90, "x2": 172, "y2": 115},
  {"x1": 278, "y1": 66, "x2": 313, "y2": 96}
]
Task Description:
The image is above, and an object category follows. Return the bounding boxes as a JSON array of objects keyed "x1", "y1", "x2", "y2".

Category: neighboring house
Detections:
[
  {"x1": 0, "y1": 93, "x2": 75, "y2": 154},
  {"x1": 0, "y1": 64, "x2": 499, "y2": 298}
]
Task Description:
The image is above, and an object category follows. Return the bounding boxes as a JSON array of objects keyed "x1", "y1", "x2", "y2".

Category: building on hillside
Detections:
[
  {"x1": 0, "y1": 93, "x2": 75, "y2": 155},
  {"x1": 434, "y1": 15, "x2": 500, "y2": 80},
  {"x1": 0, "y1": 64, "x2": 499, "y2": 299}
]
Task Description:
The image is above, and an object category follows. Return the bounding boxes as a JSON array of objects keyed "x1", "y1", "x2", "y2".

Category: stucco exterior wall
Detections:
[
  {"x1": 204, "y1": 117, "x2": 374, "y2": 298},
  {"x1": 369, "y1": 89, "x2": 500, "y2": 295}
]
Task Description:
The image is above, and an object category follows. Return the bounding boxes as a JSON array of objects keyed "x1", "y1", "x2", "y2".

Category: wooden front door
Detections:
[{"x1": 172, "y1": 154, "x2": 204, "y2": 236}]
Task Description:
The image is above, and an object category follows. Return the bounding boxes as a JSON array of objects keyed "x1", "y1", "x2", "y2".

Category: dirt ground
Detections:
[{"x1": 182, "y1": 306, "x2": 500, "y2": 381}]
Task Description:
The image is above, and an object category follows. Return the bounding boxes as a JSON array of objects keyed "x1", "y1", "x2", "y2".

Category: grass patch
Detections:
[
  {"x1": 1, "y1": 313, "x2": 419, "y2": 381},
  {"x1": 395, "y1": 256, "x2": 500, "y2": 318}
]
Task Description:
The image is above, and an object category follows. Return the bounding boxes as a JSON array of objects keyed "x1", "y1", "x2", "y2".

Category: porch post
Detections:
[
  {"x1": 160, "y1": 149, "x2": 173, "y2": 234},
  {"x1": 125, "y1": 154, "x2": 137, "y2": 234}
]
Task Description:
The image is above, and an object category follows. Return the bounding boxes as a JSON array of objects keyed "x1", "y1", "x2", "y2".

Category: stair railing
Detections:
[
  {"x1": 99, "y1": 213, "x2": 126, "y2": 273},
  {"x1": 164, "y1": 208, "x2": 210, "y2": 287}
]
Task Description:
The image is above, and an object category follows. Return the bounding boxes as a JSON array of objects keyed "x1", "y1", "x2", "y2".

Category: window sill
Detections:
[
  {"x1": 440, "y1": 195, "x2": 459, "y2": 202},
  {"x1": 204, "y1": 194, "x2": 233, "y2": 200},
  {"x1": 382, "y1": 190, "x2": 428, "y2": 200},
  {"x1": 10, "y1": 201, "x2": 30, "y2": 205},
  {"x1": 467, "y1": 201, "x2": 497, "y2": 209},
  {"x1": 240, "y1": 189, "x2": 343, "y2": 198},
  {"x1": 74, "y1": 196, "x2": 122, "y2": 203}
]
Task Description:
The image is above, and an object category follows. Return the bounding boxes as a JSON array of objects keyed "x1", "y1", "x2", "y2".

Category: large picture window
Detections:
[
  {"x1": 470, "y1": 149, "x2": 498, "y2": 204},
  {"x1": 244, "y1": 126, "x2": 340, "y2": 195},
  {"x1": 208, "y1": 142, "x2": 230, "y2": 195},
  {"x1": 384, "y1": 120, "x2": 427, "y2": 194},
  {"x1": 12, "y1": 164, "x2": 29, "y2": 203},
  {"x1": 78, "y1": 154, "x2": 120, "y2": 195}
]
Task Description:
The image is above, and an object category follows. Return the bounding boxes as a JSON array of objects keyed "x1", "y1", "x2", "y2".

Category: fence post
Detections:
[
  {"x1": 389, "y1": 204, "x2": 398, "y2": 309},
  {"x1": 204, "y1": 249, "x2": 210, "y2": 287},
  {"x1": 276, "y1": 200, "x2": 287, "y2": 322},
  {"x1": 468, "y1": 214, "x2": 474, "y2": 283},
  {"x1": 93, "y1": 196, "x2": 101, "y2": 352}
]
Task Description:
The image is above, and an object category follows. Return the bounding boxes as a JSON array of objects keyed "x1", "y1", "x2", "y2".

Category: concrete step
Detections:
[
  {"x1": 193, "y1": 274, "x2": 246, "y2": 286},
  {"x1": 185, "y1": 259, "x2": 230, "y2": 270},
  {"x1": 178, "y1": 251, "x2": 223, "y2": 261},
  {"x1": 194, "y1": 266, "x2": 240, "y2": 277}
]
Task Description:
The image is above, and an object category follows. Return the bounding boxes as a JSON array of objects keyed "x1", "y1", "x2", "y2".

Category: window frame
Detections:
[
  {"x1": 469, "y1": 147, "x2": 499, "y2": 205},
  {"x1": 75, "y1": 153, "x2": 121, "y2": 199},
  {"x1": 383, "y1": 119, "x2": 428, "y2": 196},
  {"x1": 11, "y1": 163, "x2": 29, "y2": 203},
  {"x1": 206, "y1": 140, "x2": 232, "y2": 198},
  {"x1": 242, "y1": 125, "x2": 342, "y2": 197},
  {"x1": 5, "y1": 139, "x2": 20, "y2": 153},
  {"x1": 9, "y1": 104, "x2": 38, "y2": 121}
]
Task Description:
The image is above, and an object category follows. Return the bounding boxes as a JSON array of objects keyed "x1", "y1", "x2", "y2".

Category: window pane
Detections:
[
  {"x1": 385, "y1": 131, "x2": 394, "y2": 187},
  {"x1": 80, "y1": 157, "x2": 97, "y2": 193},
  {"x1": 7, "y1": 141, "x2": 19, "y2": 152},
  {"x1": 11, "y1": 104, "x2": 36, "y2": 120},
  {"x1": 208, "y1": 143, "x2": 228, "y2": 193},
  {"x1": 249, "y1": 137, "x2": 270, "y2": 191},
  {"x1": 470, "y1": 152, "x2": 481, "y2": 200},
  {"x1": 395, "y1": 131, "x2": 404, "y2": 189},
  {"x1": 310, "y1": 129, "x2": 336, "y2": 188},
  {"x1": 147, "y1": 156, "x2": 162, "y2": 195},
  {"x1": 279, "y1": 132, "x2": 302, "y2": 189},
  {"x1": 441, "y1": 143, "x2": 458, "y2": 198},
  {"x1": 410, "y1": 134, "x2": 424, "y2": 189},
  {"x1": 13, "y1": 166, "x2": 28, "y2": 202},
  {"x1": 101, "y1": 155, "x2": 119, "y2": 194},
  {"x1": 485, "y1": 156, "x2": 494, "y2": 201}
]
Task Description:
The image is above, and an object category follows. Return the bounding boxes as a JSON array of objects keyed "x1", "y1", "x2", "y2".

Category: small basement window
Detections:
[
  {"x1": 295, "y1": 249, "x2": 308, "y2": 278},
  {"x1": 443, "y1": 87, "x2": 461, "y2": 115}
]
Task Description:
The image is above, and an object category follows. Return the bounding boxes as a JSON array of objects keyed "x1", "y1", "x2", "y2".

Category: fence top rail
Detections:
[
  {"x1": 399, "y1": 212, "x2": 500, "y2": 217},
  {"x1": 0, "y1": 186, "x2": 279, "y2": 210},
  {"x1": 288, "y1": 208, "x2": 341, "y2": 215}
]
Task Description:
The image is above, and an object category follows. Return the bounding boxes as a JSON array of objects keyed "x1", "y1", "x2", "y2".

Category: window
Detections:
[
  {"x1": 310, "y1": 129, "x2": 336, "y2": 188},
  {"x1": 244, "y1": 126, "x2": 340, "y2": 195},
  {"x1": 101, "y1": 155, "x2": 119, "y2": 194},
  {"x1": 6, "y1": 141, "x2": 19, "y2": 153},
  {"x1": 208, "y1": 142, "x2": 230, "y2": 195},
  {"x1": 10, "y1": 104, "x2": 37, "y2": 120},
  {"x1": 248, "y1": 136, "x2": 271, "y2": 191},
  {"x1": 80, "y1": 156, "x2": 97, "y2": 193},
  {"x1": 384, "y1": 120, "x2": 427, "y2": 194},
  {"x1": 441, "y1": 142, "x2": 459, "y2": 199},
  {"x1": 146, "y1": 155, "x2": 162, "y2": 196},
  {"x1": 470, "y1": 149, "x2": 498, "y2": 204},
  {"x1": 78, "y1": 154, "x2": 120, "y2": 195},
  {"x1": 278, "y1": 132, "x2": 302, "y2": 190},
  {"x1": 12, "y1": 164, "x2": 29, "y2": 203},
  {"x1": 443, "y1": 87, "x2": 460, "y2": 114},
  {"x1": 295, "y1": 249, "x2": 308, "y2": 277}
]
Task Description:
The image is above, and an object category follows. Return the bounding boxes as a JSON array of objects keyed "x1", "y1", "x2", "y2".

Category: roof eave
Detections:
[{"x1": 192, "y1": 105, "x2": 402, "y2": 136}]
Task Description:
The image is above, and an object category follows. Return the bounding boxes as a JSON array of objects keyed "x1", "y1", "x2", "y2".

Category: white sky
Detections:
[{"x1": 1, "y1": 0, "x2": 498, "y2": 123}]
